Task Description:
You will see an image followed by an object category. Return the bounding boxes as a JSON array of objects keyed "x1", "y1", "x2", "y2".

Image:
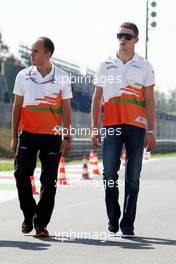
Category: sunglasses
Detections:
[{"x1": 116, "y1": 33, "x2": 135, "y2": 41}]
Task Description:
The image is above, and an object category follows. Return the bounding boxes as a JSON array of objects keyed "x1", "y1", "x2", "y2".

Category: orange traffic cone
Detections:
[
  {"x1": 30, "y1": 175, "x2": 39, "y2": 195},
  {"x1": 89, "y1": 149, "x2": 94, "y2": 165},
  {"x1": 82, "y1": 155, "x2": 90, "y2": 180},
  {"x1": 121, "y1": 148, "x2": 126, "y2": 167},
  {"x1": 92, "y1": 152, "x2": 100, "y2": 176},
  {"x1": 57, "y1": 156, "x2": 68, "y2": 185}
]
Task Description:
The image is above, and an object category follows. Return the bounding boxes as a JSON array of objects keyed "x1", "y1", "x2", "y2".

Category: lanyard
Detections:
[{"x1": 27, "y1": 66, "x2": 56, "y2": 84}]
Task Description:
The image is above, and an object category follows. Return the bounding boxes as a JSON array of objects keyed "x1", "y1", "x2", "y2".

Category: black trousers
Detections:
[{"x1": 14, "y1": 131, "x2": 62, "y2": 228}]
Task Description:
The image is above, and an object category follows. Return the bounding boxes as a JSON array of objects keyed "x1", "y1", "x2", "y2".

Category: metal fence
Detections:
[
  {"x1": 1, "y1": 101, "x2": 176, "y2": 138},
  {"x1": 0, "y1": 100, "x2": 176, "y2": 157},
  {"x1": 0, "y1": 102, "x2": 11, "y2": 128},
  {"x1": 0, "y1": 61, "x2": 176, "y2": 157}
]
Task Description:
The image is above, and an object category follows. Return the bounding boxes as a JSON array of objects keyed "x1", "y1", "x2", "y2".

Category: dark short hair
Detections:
[
  {"x1": 39, "y1": 37, "x2": 55, "y2": 55},
  {"x1": 120, "y1": 22, "x2": 139, "y2": 37}
]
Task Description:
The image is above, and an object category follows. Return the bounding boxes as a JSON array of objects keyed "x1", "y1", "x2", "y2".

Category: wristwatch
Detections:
[
  {"x1": 63, "y1": 136, "x2": 72, "y2": 141},
  {"x1": 147, "y1": 130, "x2": 155, "y2": 135}
]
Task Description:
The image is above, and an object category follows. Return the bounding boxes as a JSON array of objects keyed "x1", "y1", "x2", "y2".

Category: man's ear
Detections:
[
  {"x1": 135, "y1": 37, "x2": 139, "y2": 44},
  {"x1": 46, "y1": 51, "x2": 52, "y2": 59}
]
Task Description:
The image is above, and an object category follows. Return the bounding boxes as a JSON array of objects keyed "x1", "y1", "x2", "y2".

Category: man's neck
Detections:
[
  {"x1": 36, "y1": 63, "x2": 52, "y2": 77},
  {"x1": 116, "y1": 50, "x2": 135, "y2": 64}
]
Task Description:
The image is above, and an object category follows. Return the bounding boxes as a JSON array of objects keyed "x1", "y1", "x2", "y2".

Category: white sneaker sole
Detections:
[{"x1": 121, "y1": 234, "x2": 135, "y2": 238}]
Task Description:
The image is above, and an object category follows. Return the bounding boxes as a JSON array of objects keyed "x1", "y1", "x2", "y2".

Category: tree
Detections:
[
  {"x1": 168, "y1": 89, "x2": 176, "y2": 114},
  {"x1": 155, "y1": 90, "x2": 169, "y2": 113}
]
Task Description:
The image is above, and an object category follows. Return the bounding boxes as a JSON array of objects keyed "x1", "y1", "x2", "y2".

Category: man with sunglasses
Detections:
[
  {"x1": 91, "y1": 22, "x2": 155, "y2": 237},
  {"x1": 11, "y1": 37, "x2": 72, "y2": 237}
]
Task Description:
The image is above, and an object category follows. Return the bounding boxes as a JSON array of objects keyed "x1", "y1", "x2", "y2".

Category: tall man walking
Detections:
[
  {"x1": 11, "y1": 37, "x2": 72, "y2": 237},
  {"x1": 91, "y1": 22, "x2": 156, "y2": 237}
]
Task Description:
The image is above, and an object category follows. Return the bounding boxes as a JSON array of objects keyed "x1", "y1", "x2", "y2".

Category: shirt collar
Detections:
[
  {"x1": 113, "y1": 53, "x2": 143, "y2": 69},
  {"x1": 115, "y1": 53, "x2": 138, "y2": 63},
  {"x1": 31, "y1": 63, "x2": 54, "y2": 78}
]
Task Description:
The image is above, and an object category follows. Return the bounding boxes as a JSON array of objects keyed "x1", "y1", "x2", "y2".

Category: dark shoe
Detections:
[
  {"x1": 120, "y1": 222, "x2": 134, "y2": 238},
  {"x1": 21, "y1": 214, "x2": 37, "y2": 234},
  {"x1": 121, "y1": 227, "x2": 135, "y2": 238},
  {"x1": 121, "y1": 232, "x2": 135, "y2": 238},
  {"x1": 108, "y1": 223, "x2": 119, "y2": 234},
  {"x1": 21, "y1": 219, "x2": 33, "y2": 234},
  {"x1": 35, "y1": 228, "x2": 49, "y2": 237},
  {"x1": 33, "y1": 215, "x2": 49, "y2": 237}
]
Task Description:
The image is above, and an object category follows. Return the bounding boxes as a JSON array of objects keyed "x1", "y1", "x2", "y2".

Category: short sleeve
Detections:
[
  {"x1": 93, "y1": 62, "x2": 105, "y2": 87},
  {"x1": 144, "y1": 61, "x2": 155, "y2": 87},
  {"x1": 61, "y1": 73, "x2": 72, "y2": 100},
  {"x1": 13, "y1": 71, "x2": 24, "y2": 96}
]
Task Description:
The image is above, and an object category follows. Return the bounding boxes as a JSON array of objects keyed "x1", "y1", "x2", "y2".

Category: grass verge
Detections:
[{"x1": 0, "y1": 152, "x2": 176, "y2": 171}]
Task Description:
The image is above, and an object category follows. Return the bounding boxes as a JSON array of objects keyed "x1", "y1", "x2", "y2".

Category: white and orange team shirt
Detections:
[
  {"x1": 13, "y1": 63, "x2": 72, "y2": 135},
  {"x1": 94, "y1": 54, "x2": 155, "y2": 129}
]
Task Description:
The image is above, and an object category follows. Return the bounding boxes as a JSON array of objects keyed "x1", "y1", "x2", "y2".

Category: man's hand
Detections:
[
  {"x1": 144, "y1": 134, "x2": 156, "y2": 152},
  {"x1": 91, "y1": 131, "x2": 101, "y2": 147},
  {"x1": 91, "y1": 86, "x2": 102, "y2": 147},
  {"x1": 61, "y1": 140, "x2": 72, "y2": 156},
  {"x1": 144, "y1": 85, "x2": 156, "y2": 152},
  {"x1": 11, "y1": 95, "x2": 23, "y2": 156},
  {"x1": 10, "y1": 137, "x2": 18, "y2": 155}
]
